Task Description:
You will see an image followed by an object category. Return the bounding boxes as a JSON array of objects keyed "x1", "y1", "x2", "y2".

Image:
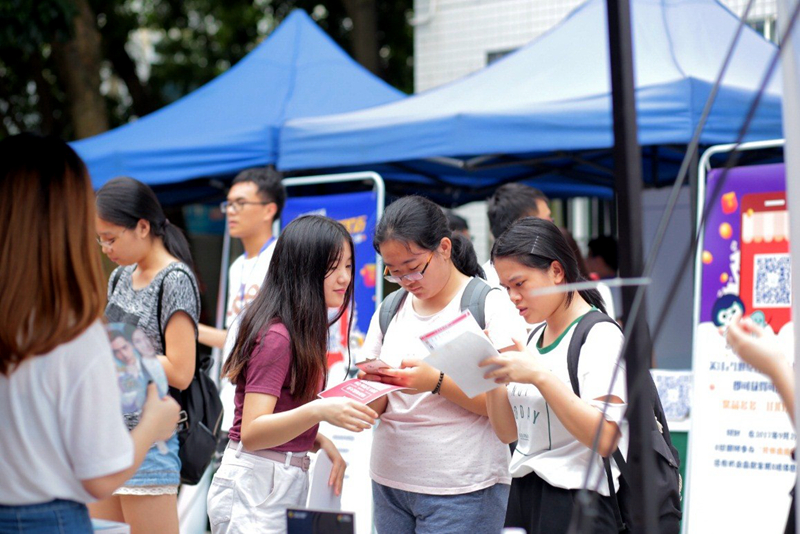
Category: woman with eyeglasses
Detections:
[
  {"x1": 0, "y1": 134, "x2": 180, "y2": 533},
  {"x1": 358, "y1": 195, "x2": 525, "y2": 533},
  {"x1": 92, "y1": 177, "x2": 200, "y2": 534}
]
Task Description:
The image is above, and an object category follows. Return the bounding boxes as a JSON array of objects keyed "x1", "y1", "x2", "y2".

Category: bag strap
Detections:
[
  {"x1": 459, "y1": 277, "x2": 495, "y2": 330},
  {"x1": 566, "y1": 310, "x2": 621, "y2": 398},
  {"x1": 156, "y1": 264, "x2": 203, "y2": 371},
  {"x1": 379, "y1": 277, "x2": 496, "y2": 337},
  {"x1": 379, "y1": 288, "x2": 409, "y2": 337},
  {"x1": 566, "y1": 311, "x2": 626, "y2": 532},
  {"x1": 110, "y1": 267, "x2": 124, "y2": 295},
  {"x1": 603, "y1": 457, "x2": 628, "y2": 532},
  {"x1": 527, "y1": 323, "x2": 547, "y2": 346}
]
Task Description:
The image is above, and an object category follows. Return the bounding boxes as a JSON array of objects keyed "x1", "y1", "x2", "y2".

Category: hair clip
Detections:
[{"x1": 530, "y1": 236, "x2": 540, "y2": 255}]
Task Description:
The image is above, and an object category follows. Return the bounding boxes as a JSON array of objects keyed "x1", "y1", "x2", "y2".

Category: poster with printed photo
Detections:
[{"x1": 686, "y1": 163, "x2": 795, "y2": 533}]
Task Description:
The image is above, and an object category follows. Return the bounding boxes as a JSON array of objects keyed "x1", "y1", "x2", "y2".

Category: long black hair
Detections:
[
  {"x1": 374, "y1": 196, "x2": 484, "y2": 279},
  {"x1": 491, "y1": 217, "x2": 606, "y2": 314},
  {"x1": 96, "y1": 177, "x2": 194, "y2": 270},
  {"x1": 223, "y1": 215, "x2": 355, "y2": 402}
]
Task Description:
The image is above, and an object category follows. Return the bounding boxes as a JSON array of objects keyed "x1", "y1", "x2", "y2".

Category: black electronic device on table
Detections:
[{"x1": 286, "y1": 508, "x2": 355, "y2": 534}]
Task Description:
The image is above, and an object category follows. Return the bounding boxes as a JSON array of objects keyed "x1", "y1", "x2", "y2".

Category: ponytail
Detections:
[
  {"x1": 97, "y1": 177, "x2": 195, "y2": 270},
  {"x1": 450, "y1": 233, "x2": 485, "y2": 279},
  {"x1": 578, "y1": 288, "x2": 607, "y2": 315},
  {"x1": 160, "y1": 221, "x2": 194, "y2": 270},
  {"x1": 492, "y1": 217, "x2": 607, "y2": 315}
]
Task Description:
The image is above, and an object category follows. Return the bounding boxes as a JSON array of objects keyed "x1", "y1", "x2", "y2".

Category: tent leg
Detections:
[{"x1": 606, "y1": 0, "x2": 658, "y2": 532}]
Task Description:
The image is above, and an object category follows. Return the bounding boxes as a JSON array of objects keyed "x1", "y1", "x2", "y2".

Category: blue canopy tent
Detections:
[
  {"x1": 72, "y1": 10, "x2": 403, "y2": 201},
  {"x1": 278, "y1": 0, "x2": 784, "y2": 201}
]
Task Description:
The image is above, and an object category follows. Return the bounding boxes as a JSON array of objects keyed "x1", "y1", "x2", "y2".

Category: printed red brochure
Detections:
[
  {"x1": 319, "y1": 378, "x2": 406, "y2": 403},
  {"x1": 355, "y1": 358, "x2": 395, "y2": 376}
]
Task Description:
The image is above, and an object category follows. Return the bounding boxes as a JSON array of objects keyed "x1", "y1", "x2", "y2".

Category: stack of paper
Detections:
[{"x1": 421, "y1": 310, "x2": 503, "y2": 398}]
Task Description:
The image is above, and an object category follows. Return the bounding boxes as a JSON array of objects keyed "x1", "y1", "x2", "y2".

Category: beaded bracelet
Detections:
[{"x1": 432, "y1": 371, "x2": 445, "y2": 395}]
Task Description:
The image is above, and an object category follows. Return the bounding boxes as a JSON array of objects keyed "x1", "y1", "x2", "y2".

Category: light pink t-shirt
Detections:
[{"x1": 361, "y1": 278, "x2": 525, "y2": 495}]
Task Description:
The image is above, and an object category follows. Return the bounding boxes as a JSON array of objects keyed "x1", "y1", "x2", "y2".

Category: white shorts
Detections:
[{"x1": 207, "y1": 444, "x2": 310, "y2": 534}]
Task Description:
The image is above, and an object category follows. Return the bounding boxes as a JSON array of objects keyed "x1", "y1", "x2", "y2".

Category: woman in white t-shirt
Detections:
[
  {"x1": 482, "y1": 217, "x2": 627, "y2": 534},
  {"x1": 0, "y1": 134, "x2": 180, "y2": 533},
  {"x1": 360, "y1": 196, "x2": 525, "y2": 534}
]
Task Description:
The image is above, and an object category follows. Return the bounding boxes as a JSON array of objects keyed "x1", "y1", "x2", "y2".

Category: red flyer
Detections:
[
  {"x1": 319, "y1": 378, "x2": 406, "y2": 403},
  {"x1": 355, "y1": 358, "x2": 395, "y2": 376}
]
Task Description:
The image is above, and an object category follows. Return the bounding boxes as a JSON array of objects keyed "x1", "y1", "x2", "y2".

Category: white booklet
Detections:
[
  {"x1": 420, "y1": 310, "x2": 503, "y2": 398},
  {"x1": 306, "y1": 450, "x2": 342, "y2": 511}
]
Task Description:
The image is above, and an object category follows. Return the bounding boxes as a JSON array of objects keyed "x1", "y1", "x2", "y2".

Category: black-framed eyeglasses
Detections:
[
  {"x1": 384, "y1": 253, "x2": 435, "y2": 284},
  {"x1": 220, "y1": 200, "x2": 270, "y2": 214},
  {"x1": 97, "y1": 229, "x2": 127, "y2": 248}
]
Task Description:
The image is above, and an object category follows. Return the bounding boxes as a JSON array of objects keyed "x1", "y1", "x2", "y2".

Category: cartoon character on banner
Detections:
[{"x1": 710, "y1": 191, "x2": 790, "y2": 334}]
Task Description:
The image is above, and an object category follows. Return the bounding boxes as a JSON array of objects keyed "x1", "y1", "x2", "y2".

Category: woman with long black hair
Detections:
[
  {"x1": 207, "y1": 215, "x2": 377, "y2": 533},
  {"x1": 92, "y1": 177, "x2": 200, "y2": 533},
  {"x1": 481, "y1": 217, "x2": 626, "y2": 534}
]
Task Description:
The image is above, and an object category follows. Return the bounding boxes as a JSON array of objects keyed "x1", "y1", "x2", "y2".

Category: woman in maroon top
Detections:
[{"x1": 207, "y1": 215, "x2": 377, "y2": 534}]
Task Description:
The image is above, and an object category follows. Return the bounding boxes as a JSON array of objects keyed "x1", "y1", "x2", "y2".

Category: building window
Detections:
[
  {"x1": 487, "y1": 49, "x2": 516, "y2": 65},
  {"x1": 748, "y1": 16, "x2": 778, "y2": 44}
]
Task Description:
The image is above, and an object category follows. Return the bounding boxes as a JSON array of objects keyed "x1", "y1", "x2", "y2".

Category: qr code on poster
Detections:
[{"x1": 753, "y1": 253, "x2": 791, "y2": 307}]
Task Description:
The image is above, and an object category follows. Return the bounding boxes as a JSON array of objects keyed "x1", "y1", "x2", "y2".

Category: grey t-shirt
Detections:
[{"x1": 105, "y1": 262, "x2": 200, "y2": 354}]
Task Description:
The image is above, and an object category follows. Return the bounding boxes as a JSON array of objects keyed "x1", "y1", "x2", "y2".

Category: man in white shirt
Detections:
[
  {"x1": 198, "y1": 167, "x2": 286, "y2": 432},
  {"x1": 484, "y1": 184, "x2": 552, "y2": 287}
]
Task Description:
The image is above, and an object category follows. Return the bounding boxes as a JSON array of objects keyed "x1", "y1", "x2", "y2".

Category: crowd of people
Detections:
[{"x1": 1, "y1": 132, "x2": 788, "y2": 534}]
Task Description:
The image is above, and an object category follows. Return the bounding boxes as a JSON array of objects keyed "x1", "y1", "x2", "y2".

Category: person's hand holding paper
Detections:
[
  {"x1": 479, "y1": 338, "x2": 550, "y2": 385},
  {"x1": 373, "y1": 359, "x2": 442, "y2": 394}
]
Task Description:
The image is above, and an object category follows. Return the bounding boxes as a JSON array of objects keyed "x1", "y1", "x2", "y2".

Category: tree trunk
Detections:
[
  {"x1": 105, "y1": 38, "x2": 158, "y2": 117},
  {"x1": 341, "y1": 0, "x2": 380, "y2": 75},
  {"x1": 51, "y1": 0, "x2": 108, "y2": 139},
  {"x1": 29, "y1": 52, "x2": 58, "y2": 136},
  {"x1": 99, "y1": 4, "x2": 159, "y2": 118}
]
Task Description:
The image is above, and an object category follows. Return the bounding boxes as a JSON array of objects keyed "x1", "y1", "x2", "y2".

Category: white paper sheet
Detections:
[
  {"x1": 419, "y1": 310, "x2": 487, "y2": 351},
  {"x1": 423, "y1": 331, "x2": 501, "y2": 398},
  {"x1": 306, "y1": 450, "x2": 342, "y2": 511}
]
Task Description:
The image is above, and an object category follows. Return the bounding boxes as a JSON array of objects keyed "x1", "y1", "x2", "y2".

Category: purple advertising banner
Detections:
[
  {"x1": 700, "y1": 163, "x2": 789, "y2": 330},
  {"x1": 687, "y1": 162, "x2": 794, "y2": 533}
]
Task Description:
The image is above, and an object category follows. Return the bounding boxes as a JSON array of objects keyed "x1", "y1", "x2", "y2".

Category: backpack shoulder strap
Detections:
[
  {"x1": 566, "y1": 310, "x2": 621, "y2": 397},
  {"x1": 527, "y1": 323, "x2": 547, "y2": 346},
  {"x1": 155, "y1": 264, "x2": 200, "y2": 354},
  {"x1": 460, "y1": 277, "x2": 496, "y2": 330},
  {"x1": 379, "y1": 289, "x2": 409, "y2": 337},
  {"x1": 110, "y1": 267, "x2": 124, "y2": 295}
]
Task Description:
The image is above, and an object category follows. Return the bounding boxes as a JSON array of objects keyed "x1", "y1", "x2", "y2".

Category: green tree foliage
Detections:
[{"x1": 0, "y1": 0, "x2": 411, "y2": 140}]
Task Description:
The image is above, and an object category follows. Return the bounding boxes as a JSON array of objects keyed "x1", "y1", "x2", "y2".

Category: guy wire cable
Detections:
[
  {"x1": 579, "y1": 0, "x2": 760, "y2": 491},
  {"x1": 565, "y1": 0, "x2": 799, "y2": 530},
  {"x1": 574, "y1": 3, "x2": 800, "y2": 530},
  {"x1": 577, "y1": 0, "x2": 758, "y2": 495}
]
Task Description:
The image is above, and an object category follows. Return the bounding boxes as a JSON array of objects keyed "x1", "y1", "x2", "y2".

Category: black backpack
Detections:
[
  {"x1": 379, "y1": 277, "x2": 496, "y2": 335},
  {"x1": 111, "y1": 266, "x2": 224, "y2": 485},
  {"x1": 528, "y1": 311, "x2": 682, "y2": 534}
]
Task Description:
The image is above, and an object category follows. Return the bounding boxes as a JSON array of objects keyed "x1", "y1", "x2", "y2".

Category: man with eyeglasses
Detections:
[{"x1": 197, "y1": 166, "x2": 286, "y2": 436}]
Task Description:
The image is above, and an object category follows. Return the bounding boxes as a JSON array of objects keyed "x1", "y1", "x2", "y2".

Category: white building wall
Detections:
[{"x1": 413, "y1": 0, "x2": 778, "y2": 93}]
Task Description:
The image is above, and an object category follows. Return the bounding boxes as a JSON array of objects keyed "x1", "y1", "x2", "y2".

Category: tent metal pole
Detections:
[
  {"x1": 209, "y1": 221, "x2": 231, "y2": 387},
  {"x1": 606, "y1": 0, "x2": 658, "y2": 532}
]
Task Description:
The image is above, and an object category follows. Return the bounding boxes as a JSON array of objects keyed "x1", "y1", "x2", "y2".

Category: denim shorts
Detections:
[
  {"x1": 372, "y1": 481, "x2": 510, "y2": 534},
  {"x1": 123, "y1": 433, "x2": 181, "y2": 487},
  {"x1": 0, "y1": 499, "x2": 91, "y2": 534}
]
